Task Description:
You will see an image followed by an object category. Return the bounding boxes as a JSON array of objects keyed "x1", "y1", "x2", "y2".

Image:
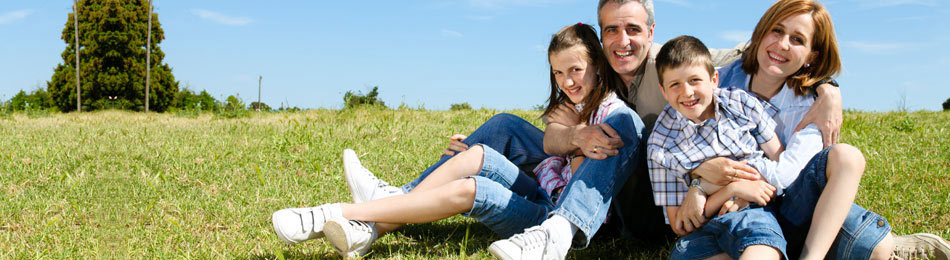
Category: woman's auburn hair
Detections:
[
  {"x1": 542, "y1": 23, "x2": 615, "y2": 123},
  {"x1": 741, "y1": 0, "x2": 841, "y2": 95}
]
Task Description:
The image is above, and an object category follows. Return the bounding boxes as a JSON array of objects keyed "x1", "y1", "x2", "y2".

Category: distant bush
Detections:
[
  {"x1": 943, "y1": 97, "x2": 949, "y2": 111},
  {"x1": 7, "y1": 89, "x2": 55, "y2": 111},
  {"x1": 248, "y1": 102, "x2": 272, "y2": 112},
  {"x1": 450, "y1": 102, "x2": 472, "y2": 111},
  {"x1": 215, "y1": 94, "x2": 249, "y2": 118},
  {"x1": 174, "y1": 88, "x2": 219, "y2": 112},
  {"x1": 344, "y1": 86, "x2": 386, "y2": 109}
]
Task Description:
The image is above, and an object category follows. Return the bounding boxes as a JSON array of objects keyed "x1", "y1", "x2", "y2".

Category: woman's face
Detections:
[
  {"x1": 550, "y1": 45, "x2": 598, "y2": 104},
  {"x1": 755, "y1": 12, "x2": 818, "y2": 80}
]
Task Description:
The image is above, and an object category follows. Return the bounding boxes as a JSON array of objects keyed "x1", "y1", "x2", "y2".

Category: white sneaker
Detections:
[
  {"x1": 891, "y1": 233, "x2": 950, "y2": 260},
  {"x1": 489, "y1": 226, "x2": 566, "y2": 260},
  {"x1": 343, "y1": 149, "x2": 404, "y2": 203},
  {"x1": 271, "y1": 203, "x2": 342, "y2": 244},
  {"x1": 323, "y1": 218, "x2": 379, "y2": 258}
]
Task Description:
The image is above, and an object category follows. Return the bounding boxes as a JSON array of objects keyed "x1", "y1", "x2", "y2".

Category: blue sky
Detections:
[{"x1": 1, "y1": 0, "x2": 948, "y2": 111}]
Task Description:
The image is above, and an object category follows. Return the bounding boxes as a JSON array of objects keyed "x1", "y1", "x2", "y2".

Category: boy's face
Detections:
[{"x1": 659, "y1": 64, "x2": 718, "y2": 123}]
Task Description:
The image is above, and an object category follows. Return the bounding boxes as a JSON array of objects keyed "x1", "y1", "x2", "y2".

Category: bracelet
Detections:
[{"x1": 690, "y1": 178, "x2": 707, "y2": 196}]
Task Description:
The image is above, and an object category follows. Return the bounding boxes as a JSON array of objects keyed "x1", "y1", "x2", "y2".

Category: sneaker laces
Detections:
[
  {"x1": 892, "y1": 238, "x2": 932, "y2": 260},
  {"x1": 356, "y1": 165, "x2": 392, "y2": 188},
  {"x1": 509, "y1": 226, "x2": 550, "y2": 250}
]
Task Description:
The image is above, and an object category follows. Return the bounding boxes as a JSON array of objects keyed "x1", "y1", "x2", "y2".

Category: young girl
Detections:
[{"x1": 270, "y1": 23, "x2": 634, "y2": 259}]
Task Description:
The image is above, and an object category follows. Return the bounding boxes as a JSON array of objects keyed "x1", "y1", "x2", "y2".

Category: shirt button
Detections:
[{"x1": 877, "y1": 220, "x2": 885, "y2": 227}]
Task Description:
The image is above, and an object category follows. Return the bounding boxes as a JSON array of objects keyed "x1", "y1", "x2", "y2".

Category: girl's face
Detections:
[
  {"x1": 756, "y1": 12, "x2": 818, "y2": 80},
  {"x1": 550, "y1": 45, "x2": 598, "y2": 104}
]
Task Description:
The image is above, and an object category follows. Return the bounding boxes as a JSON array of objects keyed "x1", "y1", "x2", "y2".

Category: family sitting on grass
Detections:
[{"x1": 271, "y1": 0, "x2": 950, "y2": 259}]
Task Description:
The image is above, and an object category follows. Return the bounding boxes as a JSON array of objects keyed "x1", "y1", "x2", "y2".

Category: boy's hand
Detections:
[
  {"x1": 692, "y1": 158, "x2": 760, "y2": 186},
  {"x1": 443, "y1": 134, "x2": 468, "y2": 156},
  {"x1": 728, "y1": 180, "x2": 776, "y2": 206},
  {"x1": 718, "y1": 198, "x2": 750, "y2": 216},
  {"x1": 676, "y1": 186, "x2": 708, "y2": 234}
]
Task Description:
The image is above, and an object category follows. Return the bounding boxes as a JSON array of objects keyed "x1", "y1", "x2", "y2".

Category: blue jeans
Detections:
[
  {"x1": 402, "y1": 111, "x2": 645, "y2": 247},
  {"x1": 670, "y1": 206, "x2": 788, "y2": 260},
  {"x1": 401, "y1": 113, "x2": 548, "y2": 194},
  {"x1": 776, "y1": 146, "x2": 891, "y2": 260},
  {"x1": 462, "y1": 145, "x2": 555, "y2": 238},
  {"x1": 552, "y1": 106, "x2": 643, "y2": 247}
]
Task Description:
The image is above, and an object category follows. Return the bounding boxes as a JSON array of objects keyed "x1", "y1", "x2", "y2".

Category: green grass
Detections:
[{"x1": 0, "y1": 109, "x2": 947, "y2": 259}]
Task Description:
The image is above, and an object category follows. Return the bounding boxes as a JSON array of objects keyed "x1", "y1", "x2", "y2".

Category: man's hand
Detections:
[
  {"x1": 718, "y1": 198, "x2": 750, "y2": 216},
  {"x1": 727, "y1": 180, "x2": 776, "y2": 206},
  {"x1": 570, "y1": 123, "x2": 623, "y2": 160},
  {"x1": 442, "y1": 134, "x2": 469, "y2": 156},
  {"x1": 692, "y1": 157, "x2": 760, "y2": 186},
  {"x1": 795, "y1": 83, "x2": 842, "y2": 148},
  {"x1": 675, "y1": 186, "x2": 708, "y2": 235},
  {"x1": 547, "y1": 103, "x2": 581, "y2": 126}
]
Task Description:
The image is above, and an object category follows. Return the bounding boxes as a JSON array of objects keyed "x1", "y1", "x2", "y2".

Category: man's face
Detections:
[{"x1": 599, "y1": 1, "x2": 654, "y2": 83}]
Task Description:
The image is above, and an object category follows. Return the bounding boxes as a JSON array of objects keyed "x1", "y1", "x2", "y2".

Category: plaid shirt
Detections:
[
  {"x1": 534, "y1": 93, "x2": 625, "y2": 200},
  {"x1": 648, "y1": 88, "x2": 778, "y2": 207}
]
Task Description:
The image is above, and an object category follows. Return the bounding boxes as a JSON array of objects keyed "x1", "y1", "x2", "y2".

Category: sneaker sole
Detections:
[
  {"x1": 343, "y1": 149, "x2": 369, "y2": 204},
  {"x1": 488, "y1": 242, "x2": 516, "y2": 260},
  {"x1": 323, "y1": 220, "x2": 351, "y2": 258}
]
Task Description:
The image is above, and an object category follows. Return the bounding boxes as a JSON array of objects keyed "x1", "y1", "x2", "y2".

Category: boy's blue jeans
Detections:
[
  {"x1": 401, "y1": 111, "x2": 645, "y2": 247},
  {"x1": 670, "y1": 146, "x2": 891, "y2": 260}
]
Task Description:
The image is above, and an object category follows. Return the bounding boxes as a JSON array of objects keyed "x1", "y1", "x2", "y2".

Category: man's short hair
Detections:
[
  {"x1": 655, "y1": 35, "x2": 714, "y2": 85},
  {"x1": 597, "y1": 0, "x2": 655, "y2": 27}
]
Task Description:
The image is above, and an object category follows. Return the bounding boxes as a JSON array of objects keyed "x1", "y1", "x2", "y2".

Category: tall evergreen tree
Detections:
[{"x1": 48, "y1": 0, "x2": 178, "y2": 112}]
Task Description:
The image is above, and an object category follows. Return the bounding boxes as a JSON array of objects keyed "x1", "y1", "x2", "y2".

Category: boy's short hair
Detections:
[{"x1": 655, "y1": 35, "x2": 714, "y2": 85}]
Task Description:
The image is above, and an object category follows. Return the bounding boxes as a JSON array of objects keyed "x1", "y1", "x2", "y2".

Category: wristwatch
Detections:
[{"x1": 690, "y1": 178, "x2": 707, "y2": 196}]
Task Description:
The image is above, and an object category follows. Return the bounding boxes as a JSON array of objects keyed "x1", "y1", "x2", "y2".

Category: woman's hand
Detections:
[
  {"x1": 692, "y1": 157, "x2": 760, "y2": 186},
  {"x1": 795, "y1": 83, "x2": 842, "y2": 148},
  {"x1": 442, "y1": 134, "x2": 469, "y2": 156},
  {"x1": 675, "y1": 186, "x2": 708, "y2": 234},
  {"x1": 727, "y1": 180, "x2": 776, "y2": 206}
]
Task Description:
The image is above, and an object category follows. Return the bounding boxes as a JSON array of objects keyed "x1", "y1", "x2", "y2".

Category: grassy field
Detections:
[{"x1": 0, "y1": 109, "x2": 947, "y2": 259}]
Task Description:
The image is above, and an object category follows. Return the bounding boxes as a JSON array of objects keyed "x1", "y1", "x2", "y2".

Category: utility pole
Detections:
[
  {"x1": 74, "y1": 0, "x2": 81, "y2": 112},
  {"x1": 257, "y1": 75, "x2": 262, "y2": 111},
  {"x1": 145, "y1": 0, "x2": 153, "y2": 112}
]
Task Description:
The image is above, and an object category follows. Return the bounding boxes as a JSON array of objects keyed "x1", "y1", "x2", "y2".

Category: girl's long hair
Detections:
[{"x1": 543, "y1": 23, "x2": 616, "y2": 123}]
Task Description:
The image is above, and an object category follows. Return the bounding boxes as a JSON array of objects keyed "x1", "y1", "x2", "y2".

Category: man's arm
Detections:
[
  {"x1": 543, "y1": 123, "x2": 623, "y2": 159},
  {"x1": 795, "y1": 83, "x2": 842, "y2": 148}
]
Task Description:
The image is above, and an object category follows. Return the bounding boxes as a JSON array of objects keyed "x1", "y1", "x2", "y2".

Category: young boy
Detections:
[{"x1": 648, "y1": 35, "x2": 788, "y2": 259}]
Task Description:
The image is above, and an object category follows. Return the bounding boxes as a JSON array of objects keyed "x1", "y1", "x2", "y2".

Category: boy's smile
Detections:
[{"x1": 659, "y1": 64, "x2": 718, "y2": 123}]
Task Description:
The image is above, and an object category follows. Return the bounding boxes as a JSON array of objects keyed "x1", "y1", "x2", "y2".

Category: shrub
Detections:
[
  {"x1": 174, "y1": 88, "x2": 219, "y2": 112},
  {"x1": 343, "y1": 86, "x2": 386, "y2": 109},
  {"x1": 248, "y1": 102, "x2": 272, "y2": 112},
  {"x1": 215, "y1": 94, "x2": 249, "y2": 118},
  {"x1": 450, "y1": 102, "x2": 472, "y2": 111},
  {"x1": 943, "y1": 97, "x2": 949, "y2": 111},
  {"x1": 7, "y1": 89, "x2": 55, "y2": 111}
]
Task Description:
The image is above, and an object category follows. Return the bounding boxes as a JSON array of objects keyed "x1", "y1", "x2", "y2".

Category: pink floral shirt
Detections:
[{"x1": 534, "y1": 93, "x2": 625, "y2": 200}]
